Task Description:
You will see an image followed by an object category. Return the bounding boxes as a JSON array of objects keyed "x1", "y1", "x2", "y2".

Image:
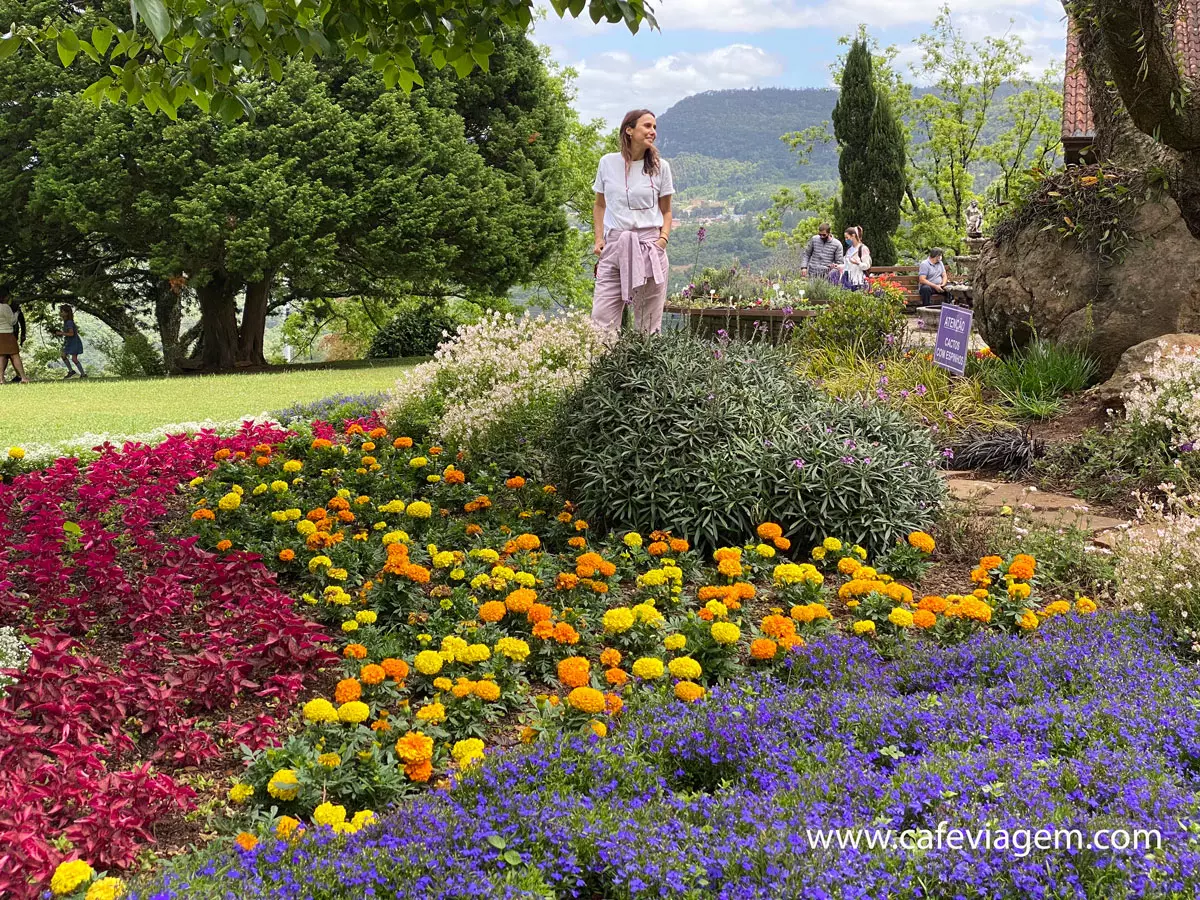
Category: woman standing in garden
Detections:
[
  {"x1": 591, "y1": 109, "x2": 675, "y2": 336},
  {"x1": 0, "y1": 288, "x2": 30, "y2": 384},
  {"x1": 830, "y1": 226, "x2": 872, "y2": 290}
]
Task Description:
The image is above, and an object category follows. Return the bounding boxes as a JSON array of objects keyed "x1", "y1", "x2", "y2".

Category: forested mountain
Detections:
[{"x1": 657, "y1": 88, "x2": 840, "y2": 185}]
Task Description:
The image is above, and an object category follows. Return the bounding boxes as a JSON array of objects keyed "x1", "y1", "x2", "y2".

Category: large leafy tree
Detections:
[
  {"x1": 1, "y1": 0, "x2": 571, "y2": 370},
  {"x1": 1, "y1": 0, "x2": 654, "y2": 120},
  {"x1": 831, "y1": 39, "x2": 906, "y2": 265},
  {"x1": 1062, "y1": 0, "x2": 1200, "y2": 236}
]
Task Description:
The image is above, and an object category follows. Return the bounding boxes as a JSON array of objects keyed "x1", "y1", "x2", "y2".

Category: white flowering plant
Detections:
[
  {"x1": 1115, "y1": 488, "x2": 1200, "y2": 656},
  {"x1": 1123, "y1": 343, "x2": 1200, "y2": 449},
  {"x1": 0, "y1": 626, "x2": 31, "y2": 694},
  {"x1": 381, "y1": 311, "x2": 607, "y2": 473}
]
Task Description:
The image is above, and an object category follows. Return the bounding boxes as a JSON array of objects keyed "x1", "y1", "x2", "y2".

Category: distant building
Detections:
[{"x1": 1063, "y1": 5, "x2": 1200, "y2": 166}]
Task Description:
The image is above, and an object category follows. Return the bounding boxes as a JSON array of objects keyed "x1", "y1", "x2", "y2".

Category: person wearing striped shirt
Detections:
[{"x1": 800, "y1": 223, "x2": 844, "y2": 279}]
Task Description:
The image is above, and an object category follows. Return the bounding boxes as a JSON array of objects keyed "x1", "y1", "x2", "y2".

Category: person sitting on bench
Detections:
[{"x1": 918, "y1": 248, "x2": 947, "y2": 305}]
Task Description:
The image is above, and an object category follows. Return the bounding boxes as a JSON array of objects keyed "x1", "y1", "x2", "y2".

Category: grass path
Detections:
[{"x1": 0, "y1": 360, "x2": 414, "y2": 447}]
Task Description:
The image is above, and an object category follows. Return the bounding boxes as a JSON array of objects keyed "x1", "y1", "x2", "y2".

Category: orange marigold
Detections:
[
  {"x1": 344, "y1": 644, "x2": 368, "y2": 659},
  {"x1": 465, "y1": 522, "x2": 483, "y2": 535},
  {"x1": 557, "y1": 656, "x2": 591, "y2": 688},
  {"x1": 568, "y1": 537, "x2": 587, "y2": 549},
  {"x1": 555, "y1": 572, "x2": 579, "y2": 591},
  {"x1": 605, "y1": 692, "x2": 624, "y2": 715},
  {"x1": 553, "y1": 622, "x2": 580, "y2": 644},
  {"x1": 214, "y1": 448, "x2": 232, "y2": 461},
  {"x1": 394, "y1": 437, "x2": 414, "y2": 449},
  {"x1": 216, "y1": 539, "x2": 233, "y2": 551},
  {"x1": 527, "y1": 603, "x2": 553, "y2": 624},
  {"x1": 918, "y1": 595, "x2": 949, "y2": 614},
  {"x1": 395, "y1": 731, "x2": 434, "y2": 763},
  {"x1": 599, "y1": 648, "x2": 622, "y2": 667},
  {"x1": 750, "y1": 638, "x2": 778, "y2": 660},
  {"x1": 278, "y1": 548, "x2": 296, "y2": 562},
  {"x1": 192, "y1": 508, "x2": 216, "y2": 521},
  {"x1": 235, "y1": 832, "x2": 259, "y2": 851},
  {"x1": 334, "y1": 678, "x2": 362, "y2": 704},
  {"x1": 605, "y1": 667, "x2": 629, "y2": 687},
  {"x1": 515, "y1": 533, "x2": 540, "y2": 552},
  {"x1": 479, "y1": 601, "x2": 507, "y2": 623},
  {"x1": 761, "y1": 614, "x2": 796, "y2": 641},
  {"x1": 979, "y1": 555, "x2": 1003, "y2": 571},
  {"x1": 647, "y1": 541, "x2": 669, "y2": 556},
  {"x1": 912, "y1": 609, "x2": 937, "y2": 629},
  {"x1": 532, "y1": 620, "x2": 556, "y2": 640},
  {"x1": 381, "y1": 658, "x2": 409, "y2": 680},
  {"x1": 669, "y1": 537, "x2": 690, "y2": 553},
  {"x1": 505, "y1": 589, "x2": 537, "y2": 614},
  {"x1": 445, "y1": 469, "x2": 467, "y2": 485},
  {"x1": 505, "y1": 476, "x2": 526, "y2": 489},
  {"x1": 773, "y1": 537, "x2": 792, "y2": 551},
  {"x1": 756, "y1": 522, "x2": 783, "y2": 540},
  {"x1": 404, "y1": 759, "x2": 433, "y2": 782},
  {"x1": 360, "y1": 664, "x2": 386, "y2": 686}
]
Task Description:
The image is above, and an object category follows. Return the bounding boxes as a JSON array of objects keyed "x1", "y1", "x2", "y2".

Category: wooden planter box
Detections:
[{"x1": 664, "y1": 305, "x2": 817, "y2": 343}]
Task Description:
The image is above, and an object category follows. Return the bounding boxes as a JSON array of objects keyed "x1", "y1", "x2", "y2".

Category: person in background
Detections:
[
  {"x1": 918, "y1": 248, "x2": 948, "y2": 305},
  {"x1": 56, "y1": 304, "x2": 86, "y2": 378},
  {"x1": 0, "y1": 288, "x2": 30, "y2": 384},
  {"x1": 591, "y1": 108, "x2": 674, "y2": 336},
  {"x1": 836, "y1": 225, "x2": 872, "y2": 290},
  {"x1": 800, "y1": 223, "x2": 844, "y2": 280}
]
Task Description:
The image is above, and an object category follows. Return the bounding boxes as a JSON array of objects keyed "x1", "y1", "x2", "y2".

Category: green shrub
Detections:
[
  {"x1": 95, "y1": 331, "x2": 166, "y2": 377},
  {"x1": 555, "y1": 331, "x2": 945, "y2": 554},
  {"x1": 368, "y1": 302, "x2": 457, "y2": 359},
  {"x1": 795, "y1": 288, "x2": 905, "y2": 357},
  {"x1": 979, "y1": 339, "x2": 1097, "y2": 418}
]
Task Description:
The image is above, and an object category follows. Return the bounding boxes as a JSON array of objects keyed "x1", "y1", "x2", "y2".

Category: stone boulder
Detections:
[
  {"x1": 1091, "y1": 333, "x2": 1200, "y2": 402},
  {"x1": 974, "y1": 196, "x2": 1200, "y2": 379}
]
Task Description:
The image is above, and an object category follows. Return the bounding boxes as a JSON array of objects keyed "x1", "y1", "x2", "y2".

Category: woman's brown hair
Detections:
[{"x1": 619, "y1": 109, "x2": 660, "y2": 176}]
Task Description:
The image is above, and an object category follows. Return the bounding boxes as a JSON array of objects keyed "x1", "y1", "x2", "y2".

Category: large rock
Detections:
[
  {"x1": 975, "y1": 196, "x2": 1200, "y2": 378},
  {"x1": 1091, "y1": 333, "x2": 1200, "y2": 401}
]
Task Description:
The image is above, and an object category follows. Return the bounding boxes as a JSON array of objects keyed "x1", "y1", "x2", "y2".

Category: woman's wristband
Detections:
[{"x1": 658, "y1": 233, "x2": 669, "y2": 244}]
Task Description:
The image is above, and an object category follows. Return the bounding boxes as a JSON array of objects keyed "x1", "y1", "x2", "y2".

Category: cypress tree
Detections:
[{"x1": 831, "y1": 39, "x2": 907, "y2": 266}]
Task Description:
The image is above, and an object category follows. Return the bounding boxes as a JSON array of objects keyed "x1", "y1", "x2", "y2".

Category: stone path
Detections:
[{"x1": 942, "y1": 471, "x2": 1131, "y2": 546}]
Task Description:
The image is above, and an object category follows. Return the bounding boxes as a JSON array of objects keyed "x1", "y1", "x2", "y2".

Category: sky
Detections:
[{"x1": 532, "y1": 0, "x2": 1069, "y2": 127}]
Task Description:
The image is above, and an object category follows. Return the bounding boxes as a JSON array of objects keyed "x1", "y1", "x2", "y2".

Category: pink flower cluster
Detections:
[{"x1": 0, "y1": 425, "x2": 337, "y2": 899}]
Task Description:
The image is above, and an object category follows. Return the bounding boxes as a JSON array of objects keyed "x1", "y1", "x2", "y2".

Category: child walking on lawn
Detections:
[{"x1": 57, "y1": 305, "x2": 86, "y2": 378}]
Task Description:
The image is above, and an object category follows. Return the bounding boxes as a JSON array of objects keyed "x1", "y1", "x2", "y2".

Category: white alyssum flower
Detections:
[
  {"x1": 0, "y1": 626, "x2": 31, "y2": 694},
  {"x1": 1123, "y1": 342, "x2": 1200, "y2": 446}
]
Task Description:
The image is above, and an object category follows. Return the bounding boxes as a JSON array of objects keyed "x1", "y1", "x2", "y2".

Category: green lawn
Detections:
[{"x1": 0, "y1": 360, "x2": 415, "y2": 448}]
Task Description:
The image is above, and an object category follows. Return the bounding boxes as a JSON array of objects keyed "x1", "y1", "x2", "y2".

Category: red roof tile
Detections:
[{"x1": 1062, "y1": 2, "x2": 1200, "y2": 143}]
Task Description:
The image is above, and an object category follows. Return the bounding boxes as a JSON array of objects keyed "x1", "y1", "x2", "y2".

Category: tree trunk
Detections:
[
  {"x1": 154, "y1": 283, "x2": 184, "y2": 374},
  {"x1": 194, "y1": 274, "x2": 240, "y2": 371},
  {"x1": 238, "y1": 272, "x2": 275, "y2": 366},
  {"x1": 1063, "y1": 0, "x2": 1200, "y2": 236}
]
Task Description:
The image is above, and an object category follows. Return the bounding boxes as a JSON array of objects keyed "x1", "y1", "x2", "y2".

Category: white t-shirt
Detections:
[{"x1": 593, "y1": 152, "x2": 675, "y2": 232}]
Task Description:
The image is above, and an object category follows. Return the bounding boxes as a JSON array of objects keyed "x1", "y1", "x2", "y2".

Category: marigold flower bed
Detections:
[
  {"x1": 137, "y1": 613, "x2": 1200, "y2": 899},
  {"x1": 0, "y1": 426, "x2": 335, "y2": 899}
]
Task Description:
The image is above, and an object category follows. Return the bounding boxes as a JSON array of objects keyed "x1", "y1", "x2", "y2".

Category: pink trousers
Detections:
[{"x1": 592, "y1": 228, "x2": 669, "y2": 337}]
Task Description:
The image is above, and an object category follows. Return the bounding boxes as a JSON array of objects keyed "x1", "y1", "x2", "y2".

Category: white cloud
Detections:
[{"x1": 568, "y1": 44, "x2": 786, "y2": 125}]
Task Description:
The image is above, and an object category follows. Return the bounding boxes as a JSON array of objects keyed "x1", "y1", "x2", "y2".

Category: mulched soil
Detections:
[{"x1": 1028, "y1": 394, "x2": 1114, "y2": 446}]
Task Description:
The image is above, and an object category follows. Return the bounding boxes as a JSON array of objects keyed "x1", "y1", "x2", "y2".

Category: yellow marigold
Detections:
[
  {"x1": 907, "y1": 531, "x2": 936, "y2": 554},
  {"x1": 1042, "y1": 600, "x2": 1071, "y2": 618},
  {"x1": 756, "y1": 522, "x2": 783, "y2": 540},
  {"x1": 267, "y1": 768, "x2": 300, "y2": 801},
  {"x1": 711, "y1": 622, "x2": 740, "y2": 645},
  {"x1": 623, "y1": 532, "x2": 643, "y2": 548},
  {"x1": 416, "y1": 702, "x2": 446, "y2": 724},
  {"x1": 338, "y1": 701, "x2": 370, "y2": 724},
  {"x1": 568, "y1": 686, "x2": 607, "y2": 714},
  {"x1": 85, "y1": 875, "x2": 126, "y2": 899},
  {"x1": 495, "y1": 637, "x2": 531, "y2": 661},
  {"x1": 602, "y1": 607, "x2": 635, "y2": 633},
  {"x1": 674, "y1": 681, "x2": 705, "y2": 703},
  {"x1": 631, "y1": 657, "x2": 665, "y2": 679},
  {"x1": 1018, "y1": 610, "x2": 1039, "y2": 631},
  {"x1": 317, "y1": 752, "x2": 342, "y2": 768},
  {"x1": 217, "y1": 492, "x2": 242, "y2": 511},
  {"x1": 51, "y1": 860, "x2": 95, "y2": 896},
  {"x1": 7, "y1": 446, "x2": 26, "y2": 460},
  {"x1": 415, "y1": 650, "x2": 443, "y2": 675},
  {"x1": 912, "y1": 609, "x2": 937, "y2": 629},
  {"x1": 276, "y1": 816, "x2": 304, "y2": 839},
  {"x1": 589, "y1": 719, "x2": 608, "y2": 738},
  {"x1": 474, "y1": 680, "x2": 502, "y2": 702},
  {"x1": 838, "y1": 557, "x2": 862, "y2": 576},
  {"x1": 750, "y1": 638, "x2": 778, "y2": 660},
  {"x1": 303, "y1": 698, "x2": 339, "y2": 724},
  {"x1": 667, "y1": 656, "x2": 702, "y2": 680},
  {"x1": 852, "y1": 620, "x2": 876, "y2": 635},
  {"x1": 313, "y1": 801, "x2": 347, "y2": 828},
  {"x1": 557, "y1": 656, "x2": 591, "y2": 688},
  {"x1": 822, "y1": 537, "x2": 842, "y2": 552},
  {"x1": 228, "y1": 782, "x2": 255, "y2": 803},
  {"x1": 395, "y1": 731, "x2": 434, "y2": 763},
  {"x1": 1008, "y1": 582, "x2": 1032, "y2": 601},
  {"x1": 888, "y1": 608, "x2": 914, "y2": 628},
  {"x1": 664, "y1": 633, "x2": 687, "y2": 652},
  {"x1": 405, "y1": 501, "x2": 432, "y2": 519},
  {"x1": 1075, "y1": 596, "x2": 1098, "y2": 614}
]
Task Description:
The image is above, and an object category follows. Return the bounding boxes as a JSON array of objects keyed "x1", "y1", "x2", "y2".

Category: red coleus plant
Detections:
[{"x1": 0, "y1": 424, "x2": 337, "y2": 899}]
